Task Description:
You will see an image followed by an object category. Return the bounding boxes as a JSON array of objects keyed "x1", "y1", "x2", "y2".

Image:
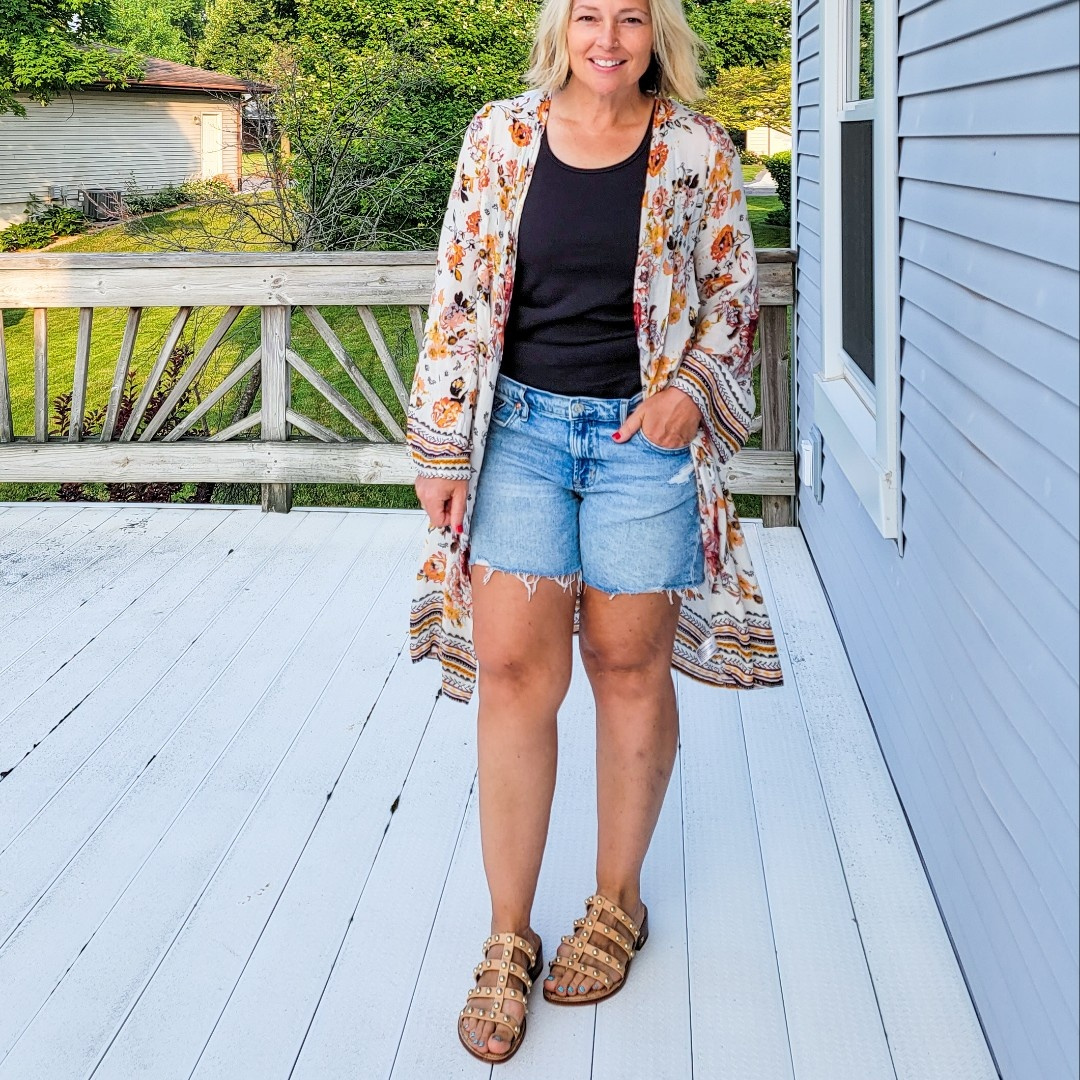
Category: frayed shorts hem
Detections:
[{"x1": 470, "y1": 559, "x2": 705, "y2": 603}]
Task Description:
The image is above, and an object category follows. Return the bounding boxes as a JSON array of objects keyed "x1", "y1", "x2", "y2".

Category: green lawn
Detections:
[
  {"x1": 2, "y1": 199, "x2": 790, "y2": 515},
  {"x1": 747, "y1": 194, "x2": 790, "y2": 250}
]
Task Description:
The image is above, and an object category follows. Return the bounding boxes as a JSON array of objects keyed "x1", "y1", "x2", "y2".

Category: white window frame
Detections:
[{"x1": 815, "y1": 0, "x2": 903, "y2": 545}]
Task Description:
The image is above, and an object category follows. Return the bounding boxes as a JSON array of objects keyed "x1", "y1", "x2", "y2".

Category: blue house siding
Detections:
[{"x1": 791, "y1": 1, "x2": 1079, "y2": 1078}]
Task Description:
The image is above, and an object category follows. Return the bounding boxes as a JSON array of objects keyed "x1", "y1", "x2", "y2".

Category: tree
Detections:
[
  {"x1": 702, "y1": 55, "x2": 791, "y2": 135},
  {"x1": 194, "y1": 0, "x2": 538, "y2": 248},
  {"x1": 0, "y1": 0, "x2": 142, "y2": 115},
  {"x1": 104, "y1": 0, "x2": 208, "y2": 65},
  {"x1": 684, "y1": 0, "x2": 790, "y2": 84},
  {"x1": 122, "y1": 50, "x2": 448, "y2": 251},
  {"x1": 197, "y1": 0, "x2": 297, "y2": 79}
]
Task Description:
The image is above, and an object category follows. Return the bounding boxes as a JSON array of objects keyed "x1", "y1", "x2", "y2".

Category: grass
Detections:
[
  {"x1": 746, "y1": 194, "x2": 790, "y2": 250},
  {"x1": 2, "y1": 199, "x2": 791, "y2": 517},
  {"x1": 242, "y1": 151, "x2": 274, "y2": 178}
]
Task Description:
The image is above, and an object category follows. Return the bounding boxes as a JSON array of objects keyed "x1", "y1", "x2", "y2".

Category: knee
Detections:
[
  {"x1": 579, "y1": 637, "x2": 666, "y2": 695},
  {"x1": 477, "y1": 645, "x2": 571, "y2": 702}
]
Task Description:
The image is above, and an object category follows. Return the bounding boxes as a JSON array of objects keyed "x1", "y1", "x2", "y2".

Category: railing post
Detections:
[
  {"x1": 759, "y1": 302, "x2": 793, "y2": 527},
  {"x1": 260, "y1": 304, "x2": 293, "y2": 513},
  {"x1": 34, "y1": 308, "x2": 47, "y2": 443}
]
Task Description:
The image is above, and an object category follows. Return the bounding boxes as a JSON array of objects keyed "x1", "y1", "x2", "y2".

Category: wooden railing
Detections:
[{"x1": 0, "y1": 249, "x2": 795, "y2": 524}]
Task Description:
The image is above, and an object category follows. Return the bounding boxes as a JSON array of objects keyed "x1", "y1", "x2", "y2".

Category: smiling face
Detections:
[{"x1": 566, "y1": 0, "x2": 654, "y2": 97}]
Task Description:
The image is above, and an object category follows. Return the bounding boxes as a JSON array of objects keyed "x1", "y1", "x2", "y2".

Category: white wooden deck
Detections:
[{"x1": 0, "y1": 504, "x2": 997, "y2": 1080}]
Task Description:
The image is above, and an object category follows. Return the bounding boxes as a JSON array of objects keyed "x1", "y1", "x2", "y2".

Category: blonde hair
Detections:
[{"x1": 525, "y1": 0, "x2": 704, "y2": 102}]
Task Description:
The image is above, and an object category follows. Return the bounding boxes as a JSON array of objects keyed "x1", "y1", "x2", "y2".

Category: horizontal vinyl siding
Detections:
[
  {"x1": 792, "y1": 2, "x2": 1079, "y2": 1079},
  {"x1": 794, "y1": 0, "x2": 824, "y2": 388},
  {"x1": 0, "y1": 92, "x2": 241, "y2": 224}
]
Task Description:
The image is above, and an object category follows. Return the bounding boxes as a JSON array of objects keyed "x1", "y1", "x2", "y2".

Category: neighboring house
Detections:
[
  {"x1": 746, "y1": 123, "x2": 792, "y2": 157},
  {"x1": 0, "y1": 57, "x2": 253, "y2": 227},
  {"x1": 790, "y1": 2, "x2": 1079, "y2": 1079}
]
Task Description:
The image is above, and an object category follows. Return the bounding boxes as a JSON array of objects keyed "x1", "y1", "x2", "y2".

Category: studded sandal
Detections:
[
  {"x1": 457, "y1": 931, "x2": 544, "y2": 1064},
  {"x1": 542, "y1": 892, "x2": 649, "y2": 1006}
]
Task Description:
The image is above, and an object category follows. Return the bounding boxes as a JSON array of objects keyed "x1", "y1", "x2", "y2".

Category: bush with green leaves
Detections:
[
  {"x1": 0, "y1": 199, "x2": 88, "y2": 251},
  {"x1": 123, "y1": 176, "x2": 237, "y2": 216},
  {"x1": 762, "y1": 149, "x2": 791, "y2": 226}
]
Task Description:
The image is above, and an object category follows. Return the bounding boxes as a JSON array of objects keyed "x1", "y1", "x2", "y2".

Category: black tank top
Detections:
[{"x1": 499, "y1": 117, "x2": 651, "y2": 399}]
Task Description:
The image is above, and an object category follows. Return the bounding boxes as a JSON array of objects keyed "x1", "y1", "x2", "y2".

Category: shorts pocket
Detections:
[
  {"x1": 636, "y1": 428, "x2": 694, "y2": 455},
  {"x1": 491, "y1": 394, "x2": 525, "y2": 429}
]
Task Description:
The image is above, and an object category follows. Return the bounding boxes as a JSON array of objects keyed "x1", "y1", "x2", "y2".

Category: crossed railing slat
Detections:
[{"x1": 0, "y1": 251, "x2": 795, "y2": 523}]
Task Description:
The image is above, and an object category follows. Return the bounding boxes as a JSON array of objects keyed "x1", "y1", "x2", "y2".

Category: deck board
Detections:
[
  {"x1": 0, "y1": 505, "x2": 997, "y2": 1080},
  {"x1": 754, "y1": 525, "x2": 998, "y2": 1080},
  {"x1": 678, "y1": 672, "x2": 794, "y2": 1080}
]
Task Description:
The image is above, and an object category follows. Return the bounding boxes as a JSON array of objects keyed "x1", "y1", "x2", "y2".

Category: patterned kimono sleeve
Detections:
[
  {"x1": 671, "y1": 125, "x2": 761, "y2": 466},
  {"x1": 406, "y1": 109, "x2": 491, "y2": 479}
]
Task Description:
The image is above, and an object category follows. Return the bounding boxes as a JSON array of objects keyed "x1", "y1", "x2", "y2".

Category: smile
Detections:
[{"x1": 590, "y1": 58, "x2": 627, "y2": 69}]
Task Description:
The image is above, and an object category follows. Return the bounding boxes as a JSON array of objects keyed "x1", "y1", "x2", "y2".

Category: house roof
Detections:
[{"x1": 93, "y1": 55, "x2": 270, "y2": 95}]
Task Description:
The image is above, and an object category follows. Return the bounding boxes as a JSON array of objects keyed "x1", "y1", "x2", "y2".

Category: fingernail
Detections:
[
  {"x1": 612, "y1": 432, "x2": 622, "y2": 441},
  {"x1": 454, "y1": 524, "x2": 463, "y2": 533}
]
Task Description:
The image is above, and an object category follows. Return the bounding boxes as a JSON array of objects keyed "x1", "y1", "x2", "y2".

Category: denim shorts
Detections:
[{"x1": 468, "y1": 374, "x2": 705, "y2": 595}]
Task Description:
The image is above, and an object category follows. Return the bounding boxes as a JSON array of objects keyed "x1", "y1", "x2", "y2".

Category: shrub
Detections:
[
  {"x1": 51, "y1": 342, "x2": 211, "y2": 503},
  {"x1": 0, "y1": 197, "x2": 89, "y2": 251},
  {"x1": 124, "y1": 180, "x2": 186, "y2": 215},
  {"x1": 763, "y1": 150, "x2": 791, "y2": 209},
  {"x1": 123, "y1": 175, "x2": 236, "y2": 217}
]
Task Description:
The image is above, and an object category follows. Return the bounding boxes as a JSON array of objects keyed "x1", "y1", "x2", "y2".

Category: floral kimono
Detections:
[{"x1": 407, "y1": 89, "x2": 783, "y2": 702}]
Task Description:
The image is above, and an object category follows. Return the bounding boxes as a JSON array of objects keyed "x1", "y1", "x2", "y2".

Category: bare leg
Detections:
[
  {"x1": 460, "y1": 569, "x2": 576, "y2": 1054},
  {"x1": 546, "y1": 589, "x2": 681, "y2": 996}
]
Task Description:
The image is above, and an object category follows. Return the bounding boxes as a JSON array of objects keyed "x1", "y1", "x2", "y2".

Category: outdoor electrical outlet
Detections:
[{"x1": 799, "y1": 428, "x2": 824, "y2": 504}]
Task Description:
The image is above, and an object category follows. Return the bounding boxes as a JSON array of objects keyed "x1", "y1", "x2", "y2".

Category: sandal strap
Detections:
[
  {"x1": 547, "y1": 954, "x2": 615, "y2": 987},
  {"x1": 587, "y1": 893, "x2": 641, "y2": 939},
  {"x1": 482, "y1": 931, "x2": 538, "y2": 967},
  {"x1": 466, "y1": 985, "x2": 527, "y2": 1006},
  {"x1": 460, "y1": 1005, "x2": 522, "y2": 1038},
  {"x1": 550, "y1": 942, "x2": 623, "y2": 976},
  {"x1": 472, "y1": 958, "x2": 535, "y2": 992},
  {"x1": 459, "y1": 931, "x2": 540, "y2": 1048},
  {"x1": 585, "y1": 917, "x2": 636, "y2": 956}
]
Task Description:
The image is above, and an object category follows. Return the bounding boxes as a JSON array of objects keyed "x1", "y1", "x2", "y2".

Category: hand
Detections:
[
  {"x1": 613, "y1": 386, "x2": 702, "y2": 449},
  {"x1": 415, "y1": 477, "x2": 468, "y2": 533}
]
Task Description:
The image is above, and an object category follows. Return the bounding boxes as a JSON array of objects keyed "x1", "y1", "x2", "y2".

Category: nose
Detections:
[{"x1": 596, "y1": 18, "x2": 619, "y2": 49}]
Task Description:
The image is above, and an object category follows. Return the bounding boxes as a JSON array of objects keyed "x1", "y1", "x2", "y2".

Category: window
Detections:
[{"x1": 813, "y1": 0, "x2": 902, "y2": 544}]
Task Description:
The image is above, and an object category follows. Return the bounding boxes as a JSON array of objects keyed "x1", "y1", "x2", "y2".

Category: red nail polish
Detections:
[
  {"x1": 454, "y1": 524, "x2": 463, "y2": 533},
  {"x1": 612, "y1": 432, "x2": 622, "y2": 441}
]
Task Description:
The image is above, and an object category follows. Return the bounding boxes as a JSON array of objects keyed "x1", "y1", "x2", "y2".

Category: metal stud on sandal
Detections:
[
  {"x1": 543, "y1": 893, "x2": 649, "y2": 1006},
  {"x1": 458, "y1": 931, "x2": 544, "y2": 1064}
]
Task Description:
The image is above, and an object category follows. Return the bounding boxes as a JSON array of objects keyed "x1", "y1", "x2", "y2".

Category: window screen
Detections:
[{"x1": 841, "y1": 118, "x2": 875, "y2": 385}]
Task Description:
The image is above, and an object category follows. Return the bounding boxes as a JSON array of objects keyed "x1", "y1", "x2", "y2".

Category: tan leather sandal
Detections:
[
  {"x1": 542, "y1": 892, "x2": 649, "y2": 1006},
  {"x1": 457, "y1": 931, "x2": 544, "y2": 1064}
]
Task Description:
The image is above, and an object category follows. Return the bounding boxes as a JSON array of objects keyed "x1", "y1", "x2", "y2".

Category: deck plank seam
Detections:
[
  {"x1": 0, "y1": 504, "x2": 100, "y2": 557},
  {"x1": 88, "y1": 519, "x2": 424, "y2": 1080},
  {"x1": 0, "y1": 512, "x2": 348, "y2": 957},
  {"x1": 0, "y1": 509, "x2": 293, "y2": 852},
  {"x1": 736, "y1": 522, "x2": 799, "y2": 1078},
  {"x1": 0, "y1": 507, "x2": 202, "y2": 704},
  {"x1": 675, "y1": 676, "x2": 696, "y2": 1080},
  {"x1": 746, "y1": 526, "x2": 901, "y2": 1079},
  {"x1": 382, "y1": 776, "x2": 484, "y2": 1080},
  {"x1": 183, "y1": 521, "x2": 426, "y2": 1078},
  {"x1": 735, "y1": 676, "x2": 799, "y2": 1079},
  {"x1": 0, "y1": 506, "x2": 127, "y2": 616},
  {"x1": 0, "y1": 509, "x2": 291, "y2": 846}
]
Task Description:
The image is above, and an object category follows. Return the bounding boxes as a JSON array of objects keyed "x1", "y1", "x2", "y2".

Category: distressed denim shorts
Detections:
[{"x1": 468, "y1": 374, "x2": 705, "y2": 596}]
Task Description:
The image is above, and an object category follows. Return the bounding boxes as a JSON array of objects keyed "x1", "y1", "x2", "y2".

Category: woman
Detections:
[{"x1": 407, "y1": 0, "x2": 783, "y2": 1061}]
